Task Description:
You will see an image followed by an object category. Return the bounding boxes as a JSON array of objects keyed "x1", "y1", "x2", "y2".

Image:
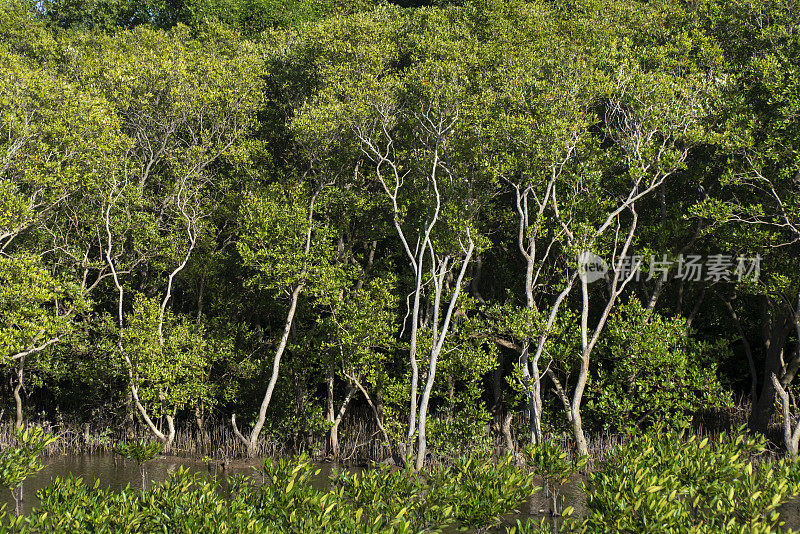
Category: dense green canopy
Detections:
[{"x1": 1, "y1": 0, "x2": 798, "y2": 461}]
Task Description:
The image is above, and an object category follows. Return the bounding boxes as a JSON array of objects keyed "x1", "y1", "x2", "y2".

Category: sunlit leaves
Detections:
[
  {"x1": 0, "y1": 426, "x2": 57, "y2": 490},
  {"x1": 0, "y1": 253, "x2": 86, "y2": 361},
  {"x1": 585, "y1": 298, "x2": 732, "y2": 434},
  {"x1": 583, "y1": 425, "x2": 800, "y2": 533},
  {"x1": 121, "y1": 295, "x2": 212, "y2": 416}
]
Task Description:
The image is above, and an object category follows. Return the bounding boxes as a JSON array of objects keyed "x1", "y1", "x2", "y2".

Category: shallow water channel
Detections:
[{"x1": 4, "y1": 454, "x2": 800, "y2": 531}]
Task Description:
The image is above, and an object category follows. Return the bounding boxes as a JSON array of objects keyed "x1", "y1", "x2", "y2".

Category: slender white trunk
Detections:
[
  {"x1": 406, "y1": 263, "x2": 424, "y2": 455},
  {"x1": 13, "y1": 357, "x2": 23, "y2": 429},
  {"x1": 232, "y1": 282, "x2": 304, "y2": 456},
  {"x1": 415, "y1": 236, "x2": 475, "y2": 470},
  {"x1": 772, "y1": 373, "x2": 800, "y2": 460},
  {"x1": 525, "y1": 274, "x2": 576, "y2": 445},
  {"x1": 231, "y1": 188, "x2": 319, "y2": 456}
]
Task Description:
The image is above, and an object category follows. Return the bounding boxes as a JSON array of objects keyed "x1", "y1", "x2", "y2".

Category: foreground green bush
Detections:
[
  {"x1": 524, "y1": 442, "x2": 587, "y2": 517},
  {"x1": 447, "y1": 454, "x2": 537, "y2": 528},
  {"x1": 331, "y1": 453, "x2": 536, "y2": 532},
  {"x1": 581, "y1": 425, "x2": 800, "y2": 533},
  {"x1": 0, "y1": 427, "x2": 56, "y2": 517},
  {"x1": 4, "y1": 428, "x2": 800, "y2": 533},
  {"x1": 0, "y1": 453, "x2": 536, "y2": 533},
  {"x1": 515, "y1": 426, "x2": 800, "y2": 534}
]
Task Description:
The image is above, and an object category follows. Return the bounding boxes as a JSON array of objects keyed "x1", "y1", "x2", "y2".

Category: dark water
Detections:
[{"x1": 3, "y1": 455, "x2": 800, "y2": 531}]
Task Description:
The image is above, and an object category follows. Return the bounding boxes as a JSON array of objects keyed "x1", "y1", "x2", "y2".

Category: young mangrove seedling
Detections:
[
  {"x1": 114, "y1": 439, "x2": 163, "y2": 491},
  {"x1": 0, "y1": 426, "x2": 57, "y2": 516}
]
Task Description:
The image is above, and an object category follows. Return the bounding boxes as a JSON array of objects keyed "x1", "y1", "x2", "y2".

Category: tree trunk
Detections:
[
  {"x1": 326, "y1": 366, "x2": 336, "y2": 457},
  {"x1": 129, "y1": 384, "x2": 173, "y2": 452},
  {"x1": 13, "y1": 357, "x2": 24, "y2": 429},
  {"x1": 164, "y1": 414, "x2": 175, "y2": 453},
  {"x1": 232, "y1": 282, "x2": 304, "y2": 456},
  {"x1": 570, "y1": 407, "x2": 589, "y2": 456},
  {"x1": 492, "y1": 351, "x2": 504, "y2": 416},
  {"x1": 125, "y1": 388, "x2": 135, "y2": 437},
  {"x1": 446, "y1": 375, "x2": 454, "y2": 423},
  {"x1": 11, "y1": 485, "x2": 22, "y2": 517},
  {"x1": 292, "y1": 368, "x2": 305, "y2": 452},
  {"x1": 324, "y1": 370, "x2": 356, "y2": 460},
  {"x1": 376, "y1": 388, "x2": 384, "y2": 425},
  {"x1": 348, "y1": 375, "x2": 392, "y2": 454},
  {"x1": 195, "y1": 404, "x2": 208, "y2": 454},
  {"x1": 771, "y1": 372, "x2": 800, "y2": 460},
  {"x1": 415, "y1": 240, "x2": 475, "y2": 471},
  {"x1": 749, "y1": 306, "x2": 792, "y2": 434},
  {"x1": 523, "y1": 273, "x2": 576, "y2": 449},
  {"x1": 329, "y1": 422, "x2": 340, "y2": 458},
  {"x1": 721, "y1": 296, "x2": 758, "y2": 403},
  {"x1": 405, "y1": 265, "x2": 424, "y2": 461},
  {"x1": 528, "y1": 389, "x2": 543, "y2": 446},
  {"x1": 501, "y1": 410, "x2": 515, "y2": 454},
  {"x1": 232, "y1": 187, "x2": 320, "y2": 457}
]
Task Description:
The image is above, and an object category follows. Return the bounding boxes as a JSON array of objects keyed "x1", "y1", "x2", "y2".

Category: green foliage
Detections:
[
  {"x1": 121, "y1": 296, "x2": 212, "y2": 417},
  {"x1": 0, "y1": 254, "x2": 84, "y2": 362},
  {"x1": 585, "y1": 299, "x2": 732, "y2": 433},
  {"x1": 236, "y1": 454, "x2": 362, "y2": 533},
  {"x1": 32, "y1": 0, "x2": 376, "y2": 34},
  {"x1": 582, "y1": 425, "x2": 800, "y2": 533},
  {"x1": 113, "y1": 440, "x2": 163, "y2": 466},
  {"x1": 180, "y1": 0, "x2": 376, "y2": 37},
  {"x1": 36, "y1": 0, "x2": 167, "y2": 31},
  {"x1": 22, "y1": 469, "x2": 271, "y2": 532},
  {"x1": 0, "y1": 447, "x2": 797, "y2": 532},
  {"x1": 426, "y1": 400, "x2": 492, "y2": 460},
  {"x1": 2, "y1": 0, "x2": 800, "y2": 515},
  {"x1": 0, "y1": 426, "x2": 57, "y2": 490},
  {"x1": 332, "y1": 464, "x2": 455, "y2": 532},
  {"x1": 424, "y1": 301, "x2": 498, "y2": 459},
  {"x1": 238, "y1": 181, "x2": 344, "y2": 294},
  {"x1": 333, "y1": 455, "x2": 536, "y2": 531},
  {"x1": 446, "y1": 454, "x2": 538, "y2": 529},
  {"x1": 525, "y1": 442, "x2": 587, "y2": 517}
]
